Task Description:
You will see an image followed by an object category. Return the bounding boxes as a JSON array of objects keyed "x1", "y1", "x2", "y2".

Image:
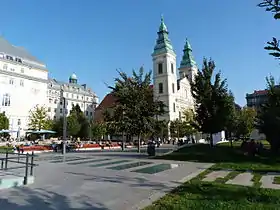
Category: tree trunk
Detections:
[
  {"x1": 138, "y1": 134, "x2": 141, "y2": 153},
  {"x1": 122, "y1": 131, "x2": 125, "y2": 151},
  {"x1": 210, "y1": 134, "x2": 214, "y2": 147}
]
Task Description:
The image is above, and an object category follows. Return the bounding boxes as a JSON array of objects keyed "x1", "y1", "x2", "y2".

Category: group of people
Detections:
[{"x1": 241, "y1": 139, "x2": 264, "y2": 156}]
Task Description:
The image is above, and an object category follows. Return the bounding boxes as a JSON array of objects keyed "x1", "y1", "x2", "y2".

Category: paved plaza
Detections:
[{"x1": 0, "y1": 149, "x2": 212, "y2": 210}]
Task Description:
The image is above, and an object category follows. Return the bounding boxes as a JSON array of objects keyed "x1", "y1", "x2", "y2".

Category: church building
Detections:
[
  {"x1": 152, "y1": 16, "x2": 197, "y2": 122},
  {"x1": 95, "y1": 16, "x2": 197, "y2": 125}
]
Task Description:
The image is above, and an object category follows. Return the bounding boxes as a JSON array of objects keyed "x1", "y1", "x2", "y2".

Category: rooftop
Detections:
[{"x1": 0, "y1": 37, "x2": 46, "y2": 69}]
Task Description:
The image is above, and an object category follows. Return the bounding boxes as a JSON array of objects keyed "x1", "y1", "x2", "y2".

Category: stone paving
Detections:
[
  {"x1": 0, "y1": 151, "x2": 213, "y2": 210},
  {"x1": 202, "y1": 170, "x2": 280, "y2": 189},
  {"x1": 202, "y1": 170, "x2": 231, "y2": 182},
  {"x1": 226, "y1": 172, "x2": 254, "y2": 186}
]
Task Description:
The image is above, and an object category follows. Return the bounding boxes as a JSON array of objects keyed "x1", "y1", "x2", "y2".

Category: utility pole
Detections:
[{"x1": 60, "y1": 88, "x2": 67, "y2": 155}]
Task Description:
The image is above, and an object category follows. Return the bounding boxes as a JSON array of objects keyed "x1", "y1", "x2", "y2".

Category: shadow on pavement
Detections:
[{"x1": 0, "y1": 187, "x2": 109, "y2": 210}]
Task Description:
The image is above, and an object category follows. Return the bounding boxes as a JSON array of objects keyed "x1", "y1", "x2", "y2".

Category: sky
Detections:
[{"x1": 0, "y1": 0, "x2": 279, "y2": 106}]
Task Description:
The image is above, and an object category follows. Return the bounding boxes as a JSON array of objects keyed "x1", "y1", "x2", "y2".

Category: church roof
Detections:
[
  {"x1": 152, "y1": 16, "x2": 175, "y2": 56},
  {"x1": 180, "y1": 38, "x2": 197, "y2": 68}
]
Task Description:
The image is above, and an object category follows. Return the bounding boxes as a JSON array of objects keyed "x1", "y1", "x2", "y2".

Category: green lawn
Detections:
[{"x1": 146, "y1": 141, "x2": 280, "y2": 210}]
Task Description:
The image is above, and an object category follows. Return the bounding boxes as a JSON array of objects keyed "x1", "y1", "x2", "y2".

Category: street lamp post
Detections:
[{"x1": 60, "y1": 88, "x2": 67, "y2": 155}]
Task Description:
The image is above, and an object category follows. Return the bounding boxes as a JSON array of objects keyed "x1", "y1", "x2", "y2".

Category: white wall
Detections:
[{"x1": 0, "y1": 59, "x2": 48, "y2": 138}]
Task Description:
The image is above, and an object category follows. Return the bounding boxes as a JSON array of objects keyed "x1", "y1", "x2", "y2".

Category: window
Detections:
[
  {"x1": 179, "y1": 111, "x2": 181, "y2": 120},
  {"x1": 54, "y1": 108, "x2": 57, "y2": 112},
  {"x1": 10, "y1": 68, "x2": 15, "y2": 72},
  {"x1": 21, "y1": 68, "x2": 24, "y2": 73},
  {"x1": 60, "y1": 100, "x2": 63, "y2": 105},
  {"x1": 20, "y1": 80, "x2": 24, "y2": 87},
  {"x1": 6, "y1": 55, "x2": 13, "y2": 61},
  {"x1": 9, "y1": 78, "x2": 14, "y2": 85},
  {"x1": 49, "y1": 98, "x2": 52, "y2": 103},
  {"x1": 60, "y1": 108, "x2": 63, "y2": 113},
  {"x1": 158, "y1": 63, "x2": 163, "y2": 74},
  {"x1": 77, "y1": 95, "x2": 79, "y2": 99},
  {"x1": 48, "y1": 107, "x2": 51, "y2": 112},
  {"x1": 158, "y1": 83, "x2": 163, "y2": 94},
  {"x1": 54, "y1": 99, "x2": 57, "y2": 104},
  {"x1": 3, "y1": 64, "x2": 7, "y2": 70},
  {"x1": 72, "y1": 94, "x2": 74, "y2": 98},
  {"x1": 171, "y1": 63, "x2": 174, "y2": 73},
  {"x1": 66, "y1": 93, "x2": 69, "y2": 97},
  {"x1": 173, "y1": 103, "x2": 176, "y2": 112},
  {"x1": 90, "y1": 112, "x2": 92, "y2": 116},
  {"x1": 2, "y1": 94, "x2": 10, "y2": 106},
  {"x1": 172, "y1": 83, "x2": 175, "y2": 93},
  {"x1": 86, "y1": 111, "x2": 88, "y2": 116},
  {"x1": 16, "y1": 58, "x2": 22, "y2": 63},
  {"x1": 54, "y1": 116, "x2": 56, "y2": 120}
]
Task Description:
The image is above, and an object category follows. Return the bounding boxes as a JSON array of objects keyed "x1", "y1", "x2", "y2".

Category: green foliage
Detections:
[
  {"x1": 91, "y1": 122, "x2": 107, "y2": 139},
  {"x1": 0, "y1": 112, "x2": 9, "y2": 130},
  {"x1": 258, "y1": 1, "x2": 280, "y2": 59},
  {"x1": 190, "y1": 58, "x2": 235, "y2": 146},
  {"x1": 53, "y1": 104, "x2": 90, "y2": 138},
  {"x1": 256, "y1": 76, "x2": 280, "y2": 152},
  {"x1": 235, "y1": 107, "x2": 257, "y2": 138},
  {"x1": 106, "y1": 67, "x2": 166, "y2": 151},
  {"x1": 28, "y1": 105, "x2": 52, "y2": 130}
]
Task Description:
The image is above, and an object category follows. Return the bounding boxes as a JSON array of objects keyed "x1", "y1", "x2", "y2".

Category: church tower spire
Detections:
[
  {"x1": 152, "y1": 16, "x2": 178, "y2": 127},
  {"x1": 152, "y1": 15, "x2": 175, "y2": 56},
  {"x1": 179, "y1": 38, "x2": 198, "y2": 82}
]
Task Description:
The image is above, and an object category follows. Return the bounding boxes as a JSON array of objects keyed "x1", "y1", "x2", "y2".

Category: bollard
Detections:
[
  {"x1": 23, "y1": 153, "x2": 29, "y2": 185},
  {"x1": 5, "y1": 149, "x2": 8, "y2": 170},
  {"x1": 30, "y1": 152, "x2": 34, "y2": 176}
]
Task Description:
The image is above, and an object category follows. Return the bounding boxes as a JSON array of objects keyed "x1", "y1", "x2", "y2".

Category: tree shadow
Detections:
[
  {"x1": 0, "y1": 187, "x2": 110, "y2": 210},
  {"x1": 157, "y1": 144, "x2": 280, "y2": 168},
  {"x1": 65, "y1": 171, "x2": 174, "y2": 192}
]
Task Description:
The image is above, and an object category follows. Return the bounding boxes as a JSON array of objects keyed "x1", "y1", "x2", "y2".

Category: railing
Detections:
[{"x1": 0, "y1": 150, "x2": 38, "y2": 185}]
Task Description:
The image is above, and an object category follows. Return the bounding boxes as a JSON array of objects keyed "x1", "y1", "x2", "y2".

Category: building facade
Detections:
[
  {"x1": 0, "y1": 37, "x2": 98, "y2": 138},
  {"x1": 47, "y1": 74, "x2": 98, "y2": 121},
  {"x1": 152, "y1": 17, "x2": 196, "y2": 122},
  {"x1": 246, "y1": 89, "x2": 268, "y2": 109}
]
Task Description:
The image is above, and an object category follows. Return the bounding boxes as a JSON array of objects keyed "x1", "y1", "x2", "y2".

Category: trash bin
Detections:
[{"x1": 147, "y1": 142, "x2": 156, "y2": 156}]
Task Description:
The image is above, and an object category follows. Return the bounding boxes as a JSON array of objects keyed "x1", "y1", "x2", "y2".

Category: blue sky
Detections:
[{"x1": 0, "y1": 0, "x2": 279, "y2": 105}]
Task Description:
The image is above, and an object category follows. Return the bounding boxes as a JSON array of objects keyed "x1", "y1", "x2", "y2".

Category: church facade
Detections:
[{"x1": 152, "y1": 17, "x2": 197, "y2": 122}]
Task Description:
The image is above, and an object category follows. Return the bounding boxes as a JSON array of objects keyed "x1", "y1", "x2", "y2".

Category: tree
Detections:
[
  {"x1": 235, "y1": 107, "x2": 257, "y2": 139},
  {"x1": 258, "y1": 1, "x2": 280, "y2": 59},
  {"x1": 0, "y1": 112, "x2": 9, "y2": 130},
  {"x1": 28, "y1": 105, "x2": 52, "y2": 130},
  {"x1": 191, "y1": 58, "x2": 235, "y2": 147},
  {"x1": 256, "y1": 76, "x2": 280, "y2": 152},
  {"x1": 91, "y1": 122, "x2": 107, "y2": 139},
  {"x1": 108, "y1": 67, "x2": 165, "y2": 152}
]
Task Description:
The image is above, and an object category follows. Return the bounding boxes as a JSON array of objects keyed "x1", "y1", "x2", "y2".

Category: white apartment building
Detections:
[
  {"x1": 47, "y1": 74, "x2": 98, "y2": 121},
  {"x1": 0, "y1": 37, "x2": 98, "y2": 138}
]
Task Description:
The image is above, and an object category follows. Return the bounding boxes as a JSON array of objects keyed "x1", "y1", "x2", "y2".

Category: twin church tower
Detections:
[{"x1": 152, "y1": 16, "x2": 198, "y2": 122}]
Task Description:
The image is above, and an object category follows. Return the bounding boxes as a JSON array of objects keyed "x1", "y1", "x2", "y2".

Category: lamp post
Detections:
[{"x1": 60, "y1": 88, "x2": 67, "y2": 155}]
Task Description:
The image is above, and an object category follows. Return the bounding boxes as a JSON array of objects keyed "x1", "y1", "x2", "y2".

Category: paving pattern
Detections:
[
  {"x1": 203, "y1": 170, "x2": 280, "y2": 189},
  {"x1": 0, "y1": 151, "x2": 212, "y2": 210}
]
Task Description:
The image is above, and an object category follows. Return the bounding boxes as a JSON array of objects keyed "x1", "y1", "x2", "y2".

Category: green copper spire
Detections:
[
  {"x1": 180, "y1": 38, "x2": 197, "y2": 68},
  {"x1": 152, "y1": 16, "x2": 175, "y2": 56}
]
